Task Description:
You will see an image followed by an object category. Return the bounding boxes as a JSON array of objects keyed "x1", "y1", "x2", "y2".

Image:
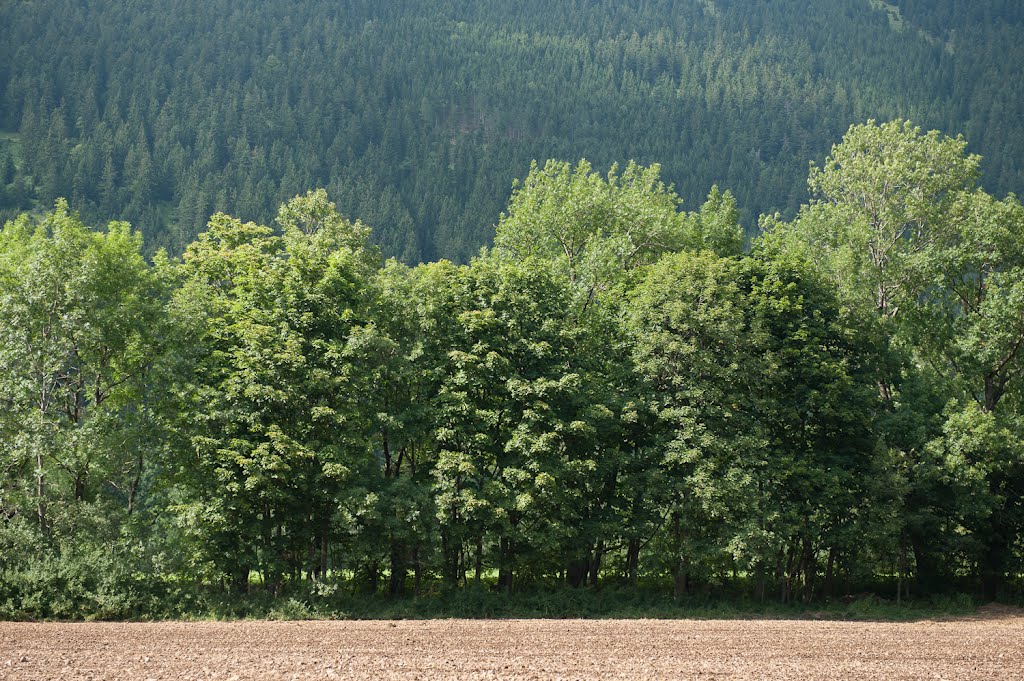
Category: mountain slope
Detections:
[{"x1": 0, "y1": 0, "x2": 1021, "y2": 260}]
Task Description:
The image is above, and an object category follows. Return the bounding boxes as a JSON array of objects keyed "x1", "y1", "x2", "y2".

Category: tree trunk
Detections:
[
  {"x1": 126, "y1": 450, "x2": 144, "y2": 515},
  {"x1": 413, "y1": 542, "x2": 422, "y2": 596},
  {"x1": 497, "y1": 536, "x2": 513, "y2": 593},
  {"x1": 896, "y1": 542, "x2": 908, "y2": 605},
  {"x1": 567, "y1": 558, "x2": 587, "y2": 588},
  {"x1": 365, "y1": 561, "x2": 380, "y2": 594},
  {"x1": 674, "y1": 567, "x2": 688, "y2": 598},
  {"x1": 912, "y1": 537, "x2": 943, "y2": 594},
  {"x1": 589, "y1": 541, "x2": 604, "y2": 588},
  {"x1": 232, "y1": 566, "x2": 250, "y2": 595},
  {"x1": 824, "y1": 548, "x2": 836, "y2": 600},
  {"x1": 320, "y1": 517, "x2": 329, "y2": 580},
  {"x1": 672, "y1": 514, "x2": 688, "y2": 598},
  {"x1": 801, "y1": 540, "x2": 815, "y2": 603},
  {"x1": 73, "y1": 470, "x2": 86, "y2": 501},
  {"x1": 626, "y1": 538, "x2": 641, "y2": 586},
  {"x1": 981, "y1": 537, "x2": 1007, "y2": 602},
  {"x1": 260, "y1": 506, "x2": 275, "y2": 594},
  {"x1": 781, "y1": 544, "x2": 797, "y2": 603},
  {"x1": 460, "y1": 546, "x2": 468, "y2": 587},
  {"x1": 474, "y1": 535, "x2": 483, "y2": 585},
  {"x1": 389, "y1": 537, "x2": 405, "y2": 596},
  {"x1": 983, "y1": 374, "x2": 1003, "y2": 413},
  {"x1": 36, "y1": 443, "x2": 46, "y2": 533},
  {"x1": 441, "y1": 528, "x2": 459, "y2": 587}
]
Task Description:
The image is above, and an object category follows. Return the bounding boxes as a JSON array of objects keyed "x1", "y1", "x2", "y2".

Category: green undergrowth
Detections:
[
  {"x1": 198, "y1": 589, "x2": 982, "y2": 623},
  {"x1": 0, "y1": 575, "x2": 987, "y2": 622},
  {"x1": 0, "y1": 537, "x2": 1004, "y2": 622}
]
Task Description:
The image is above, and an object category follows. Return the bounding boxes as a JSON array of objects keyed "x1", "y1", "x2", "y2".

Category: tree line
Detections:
[{"x1": 1, "y1": 120, "x2": 1022, "y2": 617}]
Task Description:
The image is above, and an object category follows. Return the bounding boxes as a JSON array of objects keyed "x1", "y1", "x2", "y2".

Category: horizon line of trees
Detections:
[{"x1": 1, "y1": 120, "x2": 1022, "y2": 617}]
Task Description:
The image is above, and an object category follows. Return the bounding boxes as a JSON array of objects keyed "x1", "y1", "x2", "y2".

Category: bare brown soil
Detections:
[{"x1": 1, "y1": 614, "x2": 1022, "y2": 680}]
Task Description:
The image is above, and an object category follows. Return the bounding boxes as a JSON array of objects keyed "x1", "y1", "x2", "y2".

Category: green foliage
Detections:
[
  {"x1": 0, "y1": 200, "x2": 165, "y2": 541},
  {"x1": 2, "y1": 115, "x2": 1024, "y2": 618},
  {"x1": 494, "y1": 160, "x2": 686, "y2": 301},
  {"x1": 800, "y1": 119, "x2": 980, "y2": 316},
  {"x1": 0, "y1": 508, "x2": 170, "y2": 620},
  {"x1": 166, "y1": 192, "x2": 378, "y2": 589},
  {"x1": 686, "y1": 186, "x2": 745, "y2": 257},
  {"x1": 769, "y1": 117, "x2": 1024, "y2": 599},
  {"x1": 427, "y1": 255, "x2": 601, "y2": 589},
  {"x1": 626, "y1": 244, "x2": 890, "y2": 600}
]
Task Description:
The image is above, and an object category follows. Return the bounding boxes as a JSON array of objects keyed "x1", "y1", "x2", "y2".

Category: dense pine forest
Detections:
[
  {"x1": 1, "y1": 0, "x2": 1023, "y2": 261},
  {"x1": 1, "y1": 118, "x2": 1023, "y2": 618}
]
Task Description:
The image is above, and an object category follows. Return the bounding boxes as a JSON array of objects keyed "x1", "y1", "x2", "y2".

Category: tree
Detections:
[
  {"x1": 626, "y1": 249, "x2": 750, "y2": 596},
  {"x1": 910, "y1": 191, "x2": 1024, "y2": 414},
  {"x1": 493, "y1": 159, "x2": 686, "y2": 311},
  {"x1": 682, "y1": 185, "x2": 745, "y2": 257},
  {"x1": 784, "y1": 119, "x2": 1024, "y2": 597},
  {"x1": 737, "y1": 241, "x2": 889, "y2": 603},
  {"x1": 907, "y1": 190, "x2": 1024, "y2": 598},
  {"x1": 627, "y1": 241, "x2": 888, "y2": 600},
  {"x1": 341, "y1": 259, "x2": 437, "y2": 595},
  {"x1": 0, "y1": 199, "x2": 164, "y2": 536},
  {"x1": 429, "y1": 255, "x2": 595, "y2": 591},
  {"x1": 168, "y1": 191, "x2": 376, "y2": 591},
  {"x1": 492, "y1": 158, "x2": 683, "y2": 588},
  {"x1": 801, "y1": 119, "x2": 980, "y2": 318}
]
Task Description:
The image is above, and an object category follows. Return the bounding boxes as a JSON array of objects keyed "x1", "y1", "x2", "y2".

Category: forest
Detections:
[
  {"x1": 0, "y1": 0, "x2": 1023, "y2": 262},
  {"x1": 1, "y1": 119, "x2": 1022, "y2": 619}
]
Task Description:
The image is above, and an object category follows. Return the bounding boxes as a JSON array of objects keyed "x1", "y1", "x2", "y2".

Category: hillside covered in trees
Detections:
[
  {"x1": 1, "y1": 121, "x2": 1023, "y2": 618},
  {"x1": 0, "y1": 0, "x2": 1022, "y2": 261}
]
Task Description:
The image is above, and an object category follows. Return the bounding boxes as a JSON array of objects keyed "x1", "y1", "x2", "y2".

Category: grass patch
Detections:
[
  {"x1": 71, "y1": 584, "x2": 982, "y2": 623},
  {"x1": 867, "y1": 0, "x2": 905, "y2": 32}
]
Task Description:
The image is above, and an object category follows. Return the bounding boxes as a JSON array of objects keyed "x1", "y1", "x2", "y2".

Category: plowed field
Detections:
[{"x1": 1, "y1": 610, "x2": 1022, "y2": 680}]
